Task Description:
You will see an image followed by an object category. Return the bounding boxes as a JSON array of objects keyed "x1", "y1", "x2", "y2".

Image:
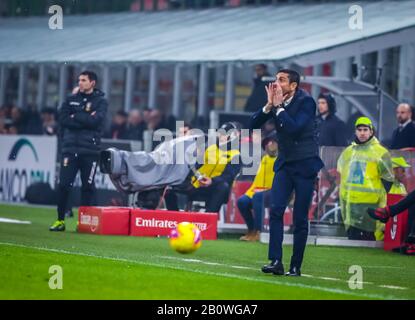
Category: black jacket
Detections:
[
  {"x1": 59, "y1": 89, "x2": 108, "y2": 155},
  {"x1": 244, "y1": 74, "x2": 272, "y2": 113},
  {"x1": 390, "y1": 121, "x2": 415, "y2": 149},
  {"x1": 317, "y1": 114, "x2": 348, "y2": 146}
]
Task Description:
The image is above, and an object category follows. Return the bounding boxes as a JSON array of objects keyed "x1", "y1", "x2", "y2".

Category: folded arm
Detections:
[
  {"x1": 73, "y1": 99, "x2": 108, "y2": 130},
  {"x1": 59, "y1": 101, "x2": 83, "y2": 129}
]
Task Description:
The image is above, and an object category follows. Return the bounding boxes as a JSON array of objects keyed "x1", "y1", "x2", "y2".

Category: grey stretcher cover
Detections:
[{"x1": 105, "y1": 134, "x2": 204, "y2": 194}]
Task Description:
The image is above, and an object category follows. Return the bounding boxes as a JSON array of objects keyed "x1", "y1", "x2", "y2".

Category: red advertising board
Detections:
[
  {"x1": 130, "y1": 209, "x2": 218, "y2": 240},
  {"x1": 384, "y1": 194, "x2": 409, "y2": 251},
  {"x1": 78, "y1": 206, "x2": 130, "y2": 235}
]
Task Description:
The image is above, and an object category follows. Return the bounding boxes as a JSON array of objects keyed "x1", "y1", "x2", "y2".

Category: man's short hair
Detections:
[
  {"x1": 79, "y1": 70, "x2": 98, "y2": 84},
  {"x1": 277, "y1": 69, "x2": 300, "y2": 88}
]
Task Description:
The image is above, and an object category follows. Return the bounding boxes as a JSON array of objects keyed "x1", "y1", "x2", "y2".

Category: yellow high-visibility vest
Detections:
[
  {"x1": 389, "y1": 182, "x2": 407, "y2": 196},
  {"x1": 337, "y1": 137, "x2": 394, "y2": 205},
  {"x1": 245, "y1": 154, "x2": 276, "y2": 198},
  {"x1": 192, "y1": 144, "x2": 240, "y2": 188}
]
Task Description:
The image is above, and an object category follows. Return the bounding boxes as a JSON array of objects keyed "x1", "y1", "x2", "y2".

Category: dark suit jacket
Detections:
[
  {"x1": 390, "y1": 121, "x2": 415, "y2": 149},
  {"x1": 251, "y1": 88, "x2": 324, "y2": 177}
]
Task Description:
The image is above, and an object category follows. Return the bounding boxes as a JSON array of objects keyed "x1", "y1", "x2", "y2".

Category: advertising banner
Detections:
[
  {"x1": 130, "y1": 209, "x2": 218, "y2": 240},
  {"x1": 0, "y1": 135, "x2": 57, "y2": 202}
]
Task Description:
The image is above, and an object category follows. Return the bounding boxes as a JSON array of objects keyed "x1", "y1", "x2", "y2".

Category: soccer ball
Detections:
[{"x1": 169, "y1": 222, "x2": 202, "y2": 254}]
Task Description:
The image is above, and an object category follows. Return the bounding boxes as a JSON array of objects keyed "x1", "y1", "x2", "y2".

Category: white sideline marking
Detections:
[
  {"x1": 230, "y1": 265, "x2": 255, "y2": 270},
  {"x1": 158, "y1": 255, "x2": 408, "y2": 291},
  {"x1": 318, "y1": 277, "x2": 342, "y2": 282},
  {"x1": 363, "y1": 266, "x2": 405, "y2": 269},
  {"x1": 0, "y1": 242, "x2": 407, "y2": 298},
  {"x1": 0, "y1": 217, "x2": 31, "y2": 225},
  {"x1": 379, "y1": 285, "x2": 408, "y2": 290}
]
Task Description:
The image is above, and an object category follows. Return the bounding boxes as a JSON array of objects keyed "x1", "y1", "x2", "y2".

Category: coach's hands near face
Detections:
[{"x1": 264, "y1": 82, "x2": 285, "y2": 112}]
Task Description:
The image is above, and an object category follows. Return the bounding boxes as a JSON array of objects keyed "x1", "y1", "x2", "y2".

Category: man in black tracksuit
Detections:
[{"x1": 50, "y1": 71, "x2": 108, "y2": 231}]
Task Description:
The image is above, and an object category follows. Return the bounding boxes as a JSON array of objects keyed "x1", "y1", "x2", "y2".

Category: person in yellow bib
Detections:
[
  {"x1": 368, "y1": 156, "x2": 415, "y2": 255},
  {"x1": 165, "y1": 122, "x2": 242, "y2": 213},
  {"x1": 237, "y1": 133, "x2": 278, "y2": 241},
  {"x1": 374, "y1": 157, "x2": 411, "y2": 240},
  {"x1": 337, "y1": 117, "x2": 394, "y2": 240},
  {"x1": 389, "y1": 157, "x2": 410, "y2": 196}
]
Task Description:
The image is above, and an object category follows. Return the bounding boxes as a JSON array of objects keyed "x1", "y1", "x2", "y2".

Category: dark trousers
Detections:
[
  {"x1": 237, "y1": 192, "x2": 266, "y2": 231},
  {"x1": 166, "y1": 181, "x2": 231, "y2": 213},
  {"x1": 390, "y1": 188, "x2": 415, "y2": 216},
  {"x1": 57, "y1": 153, "x2": 99, "y2": 220},
  {"x1": 268, "y1": 168, "x2": 316, "y2": 269}
]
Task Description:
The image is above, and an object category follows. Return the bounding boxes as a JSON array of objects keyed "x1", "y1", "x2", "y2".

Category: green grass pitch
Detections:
[{"x1": 0, "y1": 203, "x2": 414, "y2": 300}]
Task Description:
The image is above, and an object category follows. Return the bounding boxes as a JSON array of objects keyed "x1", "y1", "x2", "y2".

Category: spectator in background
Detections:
[
  {"x1": 244, "y1": 64, "x2": 272, "y2": 113},
  {"x1": 8, "y1": 105, "x2": 42, "y2": 135},
  {"x1": 165, "y1": 113, "x2": 177, "y2": 132},
  {"x1": 237, "y1": 133, "x2": 278, "y2": 242},
  {"x1": 146, "y1": 108, "x2": 176, "y2": 132},
  {"x1": 25, "y1": 105, "x2": 43, "y2": 135},
  {"x1": 142, "y1": 107, "x2": 151, "y2": 123},
  {"x1": 147, "y1": 109, "x2": 166, "y2": 131},
  {"x1": 0, "y1": 106, "x2": 7, "y2": 134},
  {"x1": 0, "y1": 105, "x2": 14, "y2": 134},
  {"x1": 262, "y1": 119, "x2": 276, "y2": 138},
  {"x1": 40, "y1": 107, "x2": 58, "y2": 136},
  {"x1": 390, "y1": 103, "x2": 415, "y2": 149},
  {"x1": 126, "y1": 109, "x2": 146, "y2": 141},
  {"x1": 7, "y1": 125, "x2": 18, "y2": 134},
  {"x1": 178, "y1": 122, "x2": 193, "y2": 137},
  {"x1": 317, "y1": 93, "x2": 348, "y2": 147},
  {"x1": 0, "y1": 119, "x2": 5, "y2": 134},
  {"x1": 10, "y1": 106, "x2": 26, "y2": 134},
  {"x1": 107, "y1": 109, "x2": 129, "y2": 140}
]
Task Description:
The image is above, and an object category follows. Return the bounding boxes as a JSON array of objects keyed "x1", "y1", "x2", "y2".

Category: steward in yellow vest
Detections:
[
  {"x1": 237, "y1": 133, "x2": 277, "y2": 241},
  {"x1": 337, "y1": 117, "x2": 394, "y2": 240}
]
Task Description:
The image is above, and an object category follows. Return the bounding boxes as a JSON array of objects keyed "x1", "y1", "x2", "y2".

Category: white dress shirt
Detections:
[{"x1": 262, "y1": 95, "x2": 294, "y2": 115}]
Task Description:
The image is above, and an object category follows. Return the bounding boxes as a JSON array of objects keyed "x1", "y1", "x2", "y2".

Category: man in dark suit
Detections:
[
  {"x1": 251, "y1": 69, "x2": 324, "y2": 276},
  {"x1": 390, "y1": 103, "x2": 415, "y2": 150}
]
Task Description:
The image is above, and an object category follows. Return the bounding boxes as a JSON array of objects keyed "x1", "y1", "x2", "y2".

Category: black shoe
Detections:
[
  {"x1": 285, "y1": 266, "x2": 301, "y2": 276},
  {"x1": 261, "y1": 260, "x2": 284, "y2": 275}
]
